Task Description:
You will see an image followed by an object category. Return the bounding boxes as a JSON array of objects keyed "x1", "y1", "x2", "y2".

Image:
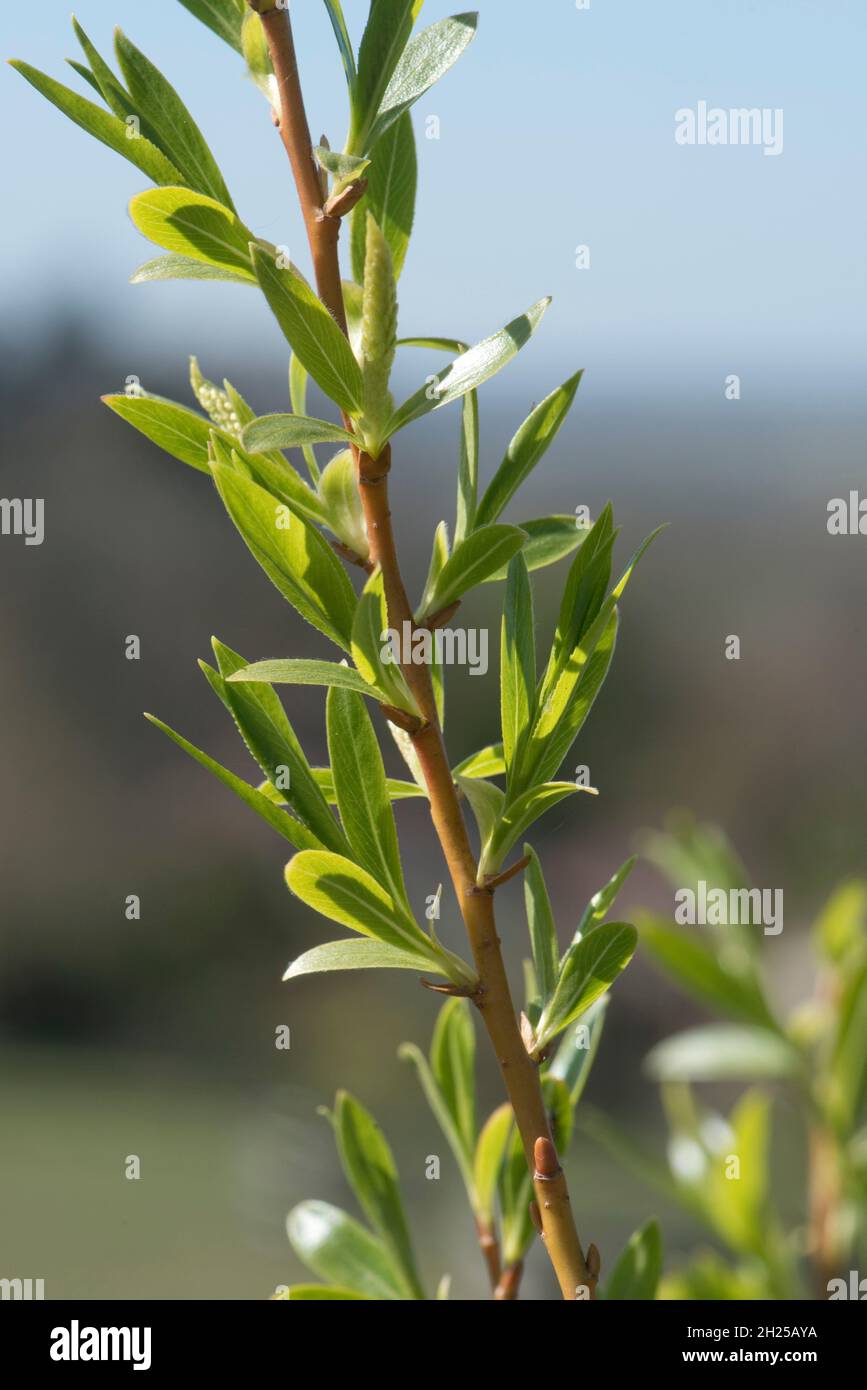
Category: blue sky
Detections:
[{"x1": 4, "y1": 0, "x2": 866, "y2": 400}]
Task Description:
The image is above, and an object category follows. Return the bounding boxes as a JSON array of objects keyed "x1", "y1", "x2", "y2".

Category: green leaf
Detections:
[
  {"x1": 242, "y1": 414, "x2": 355, "y2": 452},
  {"x1": 241, "y1": 10, "x2": 274, "y2": 96},
  {"x1": 323, "y1": 0, "x2": 357, "y2": 87},
  {"x1": 177, "y1": 0, "x2": 245, "y2": 55},
  {"x1": 644, "y1": 1025, "x2": 801, "y2": 1084},
  {"x1": 481, "y1": 782, "x2": 584, "y2": 877},
  {"x1": 315, "y1": 146, "x2": 370, "y2": 184},
  {"x1": 523, "y1": 845, "x2": 559, "y2": 1005},
  {"x1": 548, "y1": 997, "x2": 608, "y2": 1106},
  {"x1": 251, "y1": 245, "x2": 364, "y2": 415},
  {"x1": 286, "y1": 851, "x2": 439, "y2": 961},
  {"x1": 229, "y1": 659, "x2": 386, "y2": 701},
  {"x1": 537, "y1": 504, "x2": 616, "y2": 699},
  {"x1": 144, "y1": 714, "x2": 323, "y2": 851},
  {"x1": 115, "y1": 30, "x2": 234, "y2": 207},
  {"x1": 418, "y1": 524, "x2": 527, "y2": 618},
  {"x1": 398, "y1": 1042, "x2": 477, "y2": 1204},
  {"x1": 501, "y1": 554, "x2": 535, "y2": 779},
  {"x1": 533, "y1": 922, "x2": 637, "y2": 1056},
  {"x1": 11, "y1": 62, "x2": 184, "y2": 187},
  {"x1": 350, "y1": 113, "x2": 417, "y2": 282},
  {"x1": 830, "y1": 960, "x2": 867, "y2": 1130},
  {"x1": 814, "y1": 880, "x2": 867, "y2": 965},
  {"x1": 706, "y1": 1091, "x2": 772, "y2": 1254},
  {"x1": 431, "y1": 999, "x2": 476, "y2": 1157},
  {"x1": 212, "y1": 467, "x2": 358, "y2": 650},
  {"x1": 454, "y1": 775, "x2": 504, "y2": 853},
  {"x1": 484, "y1": 515, "x2": 588, "y2": 583},
  {"x1": 473, "y1": 1104, "x2": 512, "y2": 1225},
  {"x1": 130, "y1": 252, "x2": 252, "y2": 286},
  {"x1": 102, "y1": 393, "x2": 214, "y2": 472},
  {"x1": 476, "y1": 372, "x2": 583, "y2": 526},
  {"x1": 455, "y1": 388, "x2": 480, "y2": 546},
  {"x1": 452, "y1": 743, "x2": 505, "y2": 780},
  {"x1": 284, "y1": 938, "x2": 436, "y2": 981},
  {"x1": 317, "y1": 448, "x2": 369, "y2": 559},
  {"x1": 327, "y1": 687, "x2": 409, "y2": 909},
  {"x1": 387, "y1": 299, "x2": 550, "y2": 438},
  {"x1": 352, "y1": 569, "x2": 418, "y2": 714},
  {"x1": 332, "y1": 1092, "x2": 424, "y2": 1299},
  {"x1": 368, "y1": 12, "x2": 479, "y2": 148},
  {"x1": 639, "y1": 918, "x2": 775, "y2": 1027},
  {"x1": 129, "y1": 187, "x2": 254, "y2": 280},
  {"x1": 287, "y1": 1201, "x2": 406, "y2": 1300},
  {"x1": 349, "y1": 0, "x2": 415, "y2": 155},
  {"x1": 603, "y1": 1220, "x2": 663, "y2": 1301},
  {"x1": 71, "y1": 19, "x2": 161, "y2": 141},
  {"x1": 574, "y1": 856, "x2": 637, "y2": 941},
  {"x1": 358, "y1": 214, "x2": 399, "y2": 452},
  {"x1": 206, "y1": 639, "x2": 349, "y2": 854}
]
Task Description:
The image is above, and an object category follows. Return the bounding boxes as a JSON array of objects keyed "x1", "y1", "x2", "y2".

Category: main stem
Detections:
[{"x1": 258, "y1": 2, "x2": 594, "y2": 1301}]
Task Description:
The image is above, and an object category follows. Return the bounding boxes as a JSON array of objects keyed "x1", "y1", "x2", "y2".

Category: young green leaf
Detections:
[
  {"x1": 350, "y1": 113, "x2": 417, "y2": 282},
  {"x1": 129, "y1": 187, "x2": 255, "y2": 280},
  {"x1": 332, "y1": 1092, "x2": 425, "y2": 1299},
  {"x1": 481, "y1": 515, "x2": 588, "y2": 582},
  {"x1": 240, "y1": 10, "x2": 274, "y2": 98},
  {"x1": 705, "y1": 1091, "x2": 772, "y2": 1255},
  {"x1": 287, "y1": 1201, "x2": 406, "y2": 1301},
  {"x1": 548, "y1": 997, "x2": 608, "y2": 1106},
  {"x1": 130, "y1": 252, "x2": 253, "y2": 286},
  {"x1": 418, "y1": 524, "x2": 527, "y2": 618},
  {"x1": 352, "y1": 570, "x2": 419, "y2": 714},
  {"x1": 144, "y1": 714, "x2": 324, "y2": 851},
  {"x1": 229, "y1": 659, "x2": 386, "y2": 701},
  {"x1": 574, "y1": 856, "x2": 637, "y2": 942},
  {"x1": 533, "y1": 922, "x2": 638, "y2": 1057},
  {"x1": 454, "y1": 775, "x2": 504, "y2": 856},
  {"x1": 387, "y1": 299, "x2": 550, "y2": 438},
  {"x1": 452, "y1": 744, "x2": 505, "y2": 780},
  {"x1": 323, "y1": 0, "x2": 357, "y2": 87},
  {"x1": 280, "y1": 1285, "x2": 370, "y2": 1300},
  {"x1": 501, "y1": 554, "x2": 535, "y2": 779},
  {"x1": 398, "y1": 1042, "x2": 477, "y2": 1204},
  {"x1": 473, "y1": 1104, "x2": 512, "y2": 1226},
  {"x1": 476, "y1": 372, "x2": 583, "y2": 527},
  {"x1": 177, "y1": 0, "x2": 246, "y2": 55},
  {"x1": 284, "y1": 938, "x2": 438, "y2": 982},
  {"x1": 317, "y1": 448, "x2": 369, "y2": 559},
  {"x1": 114, "y1": 30, "x2": 235, "y2": 207},
  {"x1": 603, "y1": 1220, "x2": 663, "y2": 1301},
  {"x1": 523, "y1": 845, "x2": 559, "y2": 1005},
  {"x1": 327, "y1": 686, "x2": 410, "y2": 909},
  {"x1": 644, "y1": 1024, "x2": 801, "y2": 1084},
  {"x1": 315, "y1": 146, "x2": 370, "y2": 185},
  {"x1": 102, "y1": 393, "x2": 214, "y2": 472},
  {"x1": 481, "y1": 781, "x2": 586, "y2": 877},
  {"x1": 814, "y1": 879, "x2": 867, "y2": 965},
  {"x1": 251, "y1": 244, "x2": 364, "y2": 415},
  {"x1": 241, "y1": 414, "x2": 356, "y2": 452},
  {"x1": 11, "y1": 62, "x2": 184, "y2": 187},
  {"x1": 367, "y1": 12, "x2": 479, "y2": 148},
  {"x1": 639, "y1": 918, "x2": 775, "y2": 1027},
  {"x1": 71, "y1": 19, "x2": 162, "y2": 142},
  {"x1": 430, "y1": 999, "x2": 476, "y2": 1158},
  {"x1": 286, "y1": 851, "x2": 443, "y2": 964},
  {"x1": 358, "y1": 214, "x2": 398, "y2": 452},
  {"x1": 288, "y1": 354, "x2": 320, "y2": 482},
  {"x1": 211, "y1": 467, "x2": 358, "y2": 650},
  {"x1": 310, "y1": 769, "x2": 424, "y2": 804},
  {"x1": 349, "y1": 0, "x2": 415, "y2": 155},
  {"x1": 206, "y1": 639, "x2": 349, "y2": 854}
]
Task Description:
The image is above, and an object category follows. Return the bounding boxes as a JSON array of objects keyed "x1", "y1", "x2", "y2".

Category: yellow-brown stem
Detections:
[
  {"x1": 494, "y1": 1263, "x2": 524, "y2": 1301},
  {"x1": 257, "y1": 2, "x2": 594, "y2": 1301},
  {"x1": 475, "y1": 1218, "x2": 502, "y2": 1292}
]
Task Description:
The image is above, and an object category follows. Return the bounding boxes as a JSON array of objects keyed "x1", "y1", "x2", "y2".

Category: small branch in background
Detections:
[{"x1": 475, "y1": 1218, "x2": 502, "y2": 1293}]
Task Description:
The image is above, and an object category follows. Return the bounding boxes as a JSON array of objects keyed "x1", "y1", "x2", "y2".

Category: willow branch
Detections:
[{"x1": 254, "y1": 0, "x2": 595, "y2": 1301}]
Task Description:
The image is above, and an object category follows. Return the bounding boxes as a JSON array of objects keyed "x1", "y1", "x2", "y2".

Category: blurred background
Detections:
[{"x1": 1, "y1": 0, "x2": 865, "y2": 1299}]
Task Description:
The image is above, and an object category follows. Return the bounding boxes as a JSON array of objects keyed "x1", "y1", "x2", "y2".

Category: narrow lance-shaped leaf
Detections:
[
  {"x1": 573, "y1": 856, "x2": 637, "y2": 943},
  {"x1": 144, "y1": 714, "x2": 324, "y2": 852},
  {"x1": 501, "y1": 553, "x2": 535, "y2": 779},
  {"x1": 242, "y1": 414, "x2": 356, "y2": 453},
  {"x1": 476, "y1": 371, "x2": 583, "y2": 527},
  {"x1": 317, "y1": 448, "x2": 370, "y2": 559},
  {"x1": 352, "y1": 569, "x2": 419, "y2": 714},
  {"x1": 332, "y1": 1092, "x2": 425, "y2": 1299},
  {"x1": 211, "y1": 466, "x2": 358, "y2": 651},
  {"x1": 523, "y1": 845, "x2": 559, "y2": 1005},
  {"x1": 473, "y1": 1104, "x2": 512, "y2": 1226},
  {"x1": 350, "y1": 112, "x2": 417, "y2": 282},
  {"x1": 348, "y1": 0, "x2": 415, "y2": 155},
  {"x1": 367, "y1": 12, "x2": 479, "y2": 148},
  {"x1": 398, "y1": 336, "x2": 477, "y2": 542},
  {"x1": 71, "y1": 19, "x2": 162, "y2": 144},
  {"x1": 229, "y1": 659, "x2": 387, "y2": 702},
  {"x1": 639, "y1": 917, "x2": 776, "y2": 1027},
  {"x1": 388, "y1": 300, "x2": 550, "y2": 439},
  {"x1": 454, "y1": 775, "x2": 504, "y2": 856},
  {"x1": 323, "y1": 0, "x2": 357, "y2": 87},
  {"x1": 251, "y1": 244, "x2": 364, "y2": 416},
  {"x1": 482, "y1": 515, "x2": 588, "y2": 583},
  {"x1": 288, "y1": 354, "x2": 320, "y2": 482},
  {"x1": 130, "y1": 252, "x2": 253, "y2": 286},
  {"x1": 327, "y1": 686, "x2": 410, "y2": 910},
  {"x1": 603, "y1": 1221, "x2": 663, "y2": 1302},
  {"x1": 287, "y1": 1201, "x2": 405, "y2": 1301},
  {"x1": 644, "y1": 1024, "x2": 801, "y2": 1084},
  {"x1": 418, "y1": 524, "x2": 527, "y2": 618},
  {"x1": 430, "y1": 999, "x2": 476, "y2": 1157},
  {"x1": 358, "y1": 214, "x2": 398, "y2": 454},
  {"x1": 284, "y1": 938, "x2": 437, "y2": 982},
  {"x1": 397, "y1": 1043, "x2": 477, "y2": 1205},
  {"x1": 176, "y1": 0, "x2": 246, "y2": 55},
  {"x1": 102, "y1": 393, "x2": 215, "y2": 473},
  {"x1": 10, "y1": 62, "x2": 185, "y2": 188},
  {"x1": 548, "y1": 997, "x2": 608, "y2": 1106},
  {"x1": 532, "y1": 922, "x2": 638, "y2": 1057},
  {"x1": 115, "y1": 29, "x2": 235, "y2": 207},
  {"x1": 481, "y1": 781, "x2": 590, "y2": 877},
  {"x1": 129, "y1": 187, "x2": 256, "y2": 280}
]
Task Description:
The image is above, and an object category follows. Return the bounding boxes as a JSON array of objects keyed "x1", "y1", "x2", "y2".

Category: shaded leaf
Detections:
[
  {"x1": 476, "y1": 372, "x2": 583, "y2": 526},
  {"x1": 482, "y1": 515, "x2": 588, "y2": 582},
  {"x1": 431, "y1": 999, "x2": 476, "y2": 1157},
  {"x1": 639, "y1": 918, "x2": 775, "y2": 1027},
  {"x1": 242, "y1": 414, "x2": 355, "y2": 452},
  {"x1": 129, "y1": 187, "x2": 254, "y2": 280},
  {"x1": 473, "y1": 1104, "x2": 512, "y2": 1225},
  {"x1": 645, "y1": 1025, "x2": 801, "y2": 1084},
  {"x1": 419, "y1": 524, "x2": 527, "y2": 617},
  {"x1": 501, "y1": 554, "x2": 535, "y2": 779},
  {"x1": 286, "y1": 851, "x2": 441, "y2": 963},
  {"x1": 523, "y1": 844, "x2": 559, "y2": 1005},
  {"x1": 130, "y1": 252, "x2": 252, "y2": 286},
  {"x1": 229, "y1": 659, "x2": 386, "y2": 701},
  {"x1": 548, "y1": 997, "x2": 608, "y2": 1106}
]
